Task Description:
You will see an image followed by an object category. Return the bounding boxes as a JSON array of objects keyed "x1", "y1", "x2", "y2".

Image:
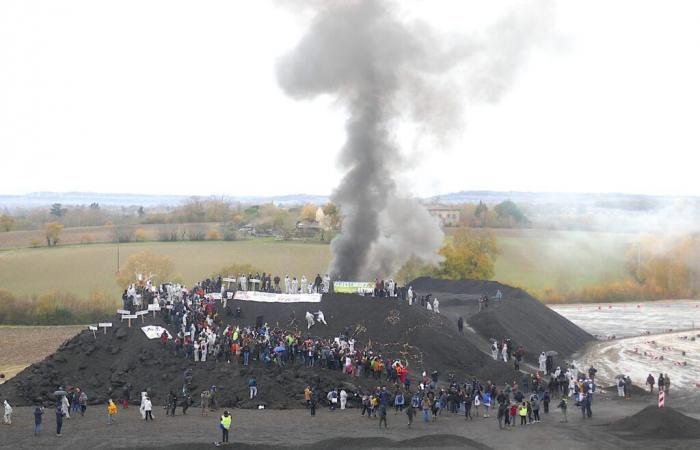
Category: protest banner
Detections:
[
  {"x1": 233, "y1": 291, "x2": 321, "y2": 303},
  {"x1": 98, "y1": 322, "x2": 112, "y2": 334},
  {"x1": 333, "y1": 281, "x2": 374, "y2": 294},
  {"x1": 141, "y1": 325, "x2": 172, "y2": 340}
]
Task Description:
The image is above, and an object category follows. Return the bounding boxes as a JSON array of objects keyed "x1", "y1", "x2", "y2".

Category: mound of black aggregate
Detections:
[
  {"x1": 1, "y1": 279, "x2": 593, "y2": 408},
  {"x1": 609, "y1": 405, "x2": 700, "y2": 439},
  {"x1": 410, "y1": 277, "x2": 594, "y2": 364}
]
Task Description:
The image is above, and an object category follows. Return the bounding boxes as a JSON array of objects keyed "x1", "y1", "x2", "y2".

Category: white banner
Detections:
[
  {"x1": 233, "y1": 291, "x2": 321, "y2": 303},
  {"x1": 141, "y1": 326, "x2": 173, "y2": 340}
]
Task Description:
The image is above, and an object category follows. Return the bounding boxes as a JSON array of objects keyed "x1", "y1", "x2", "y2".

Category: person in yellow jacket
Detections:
[
  {"x1": 304, "y1": 386, "x2": 312, "y2": 408},
  {"x1": 218, "y1": 410, "x2": 231, "y2": 445},
  {"x1": 107, "y1": 399, "x2": 117, "y2": 425},
  {"x1": 518, "y1": 402, "x2": 528, "y2": 426}
]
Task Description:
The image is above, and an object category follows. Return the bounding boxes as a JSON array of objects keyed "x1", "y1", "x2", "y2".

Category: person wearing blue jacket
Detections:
[{"x1": 482, "y1": 392, "x2": 491, "y2": 418}]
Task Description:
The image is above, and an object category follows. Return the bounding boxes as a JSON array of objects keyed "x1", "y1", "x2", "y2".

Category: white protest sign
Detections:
[
  {"x1": 122, "y1": 314, "x2": 137, "y2": 327},
  {"x1": 117, "y1": 309, "x2": 130, "y2": 315},
  {"x1": 141, "y1": 325, "x2": 172, "y2": 340},
  {"x1": 233, "y1": 291, "x2": 321, "y2": 303},
  {"x1": 99, "y1": 322, "x2": 112, "y2": 334},
  {"x1": 88, "y1": 325, "x2": 98, "y2": 338},
  {"x1": 148, "y1": 303, "x2": 161, "y2": 318}
]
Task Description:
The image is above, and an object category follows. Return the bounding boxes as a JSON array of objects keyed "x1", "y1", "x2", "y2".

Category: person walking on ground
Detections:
[
  {"x1": 304, "y1": 386, "x2": 312, "y2": 409},
  {"x1": 33, "y1": 405, "x2": 44, "y2": 436},
  {"x1": 167, "y1": 391, "x2": 178, "y2": 416},
  {"x1": 457, "y1": 317, "x2": 464, "y2": 334},
  {"x1": 61, "y1": 395, "x2": 70, "y2": 420},
  {"x1": 646, "y1": 373, "x2": 655, "y2": 393},
  {"x1": 310, "y1": 391, "x2": 317, "y2": 416},
  {"x1": 406, "y1": 401, "x2": 415, "y2": 427},
  {"x1": 497, "y1": 401, "x2": 508, "y2": 430},
  {"x1": 543, "y1": 391, "x2": 550, "y2": 414},
  {"x1": 248, "y1": 377, "x2": 258, "y2": 400},
  {"x1": 79, "y1": 391, "x2": 88, "y2": 416},
  {"x1": 378, "y1": 403, "x2": 388, "y2": 429},
  {"x1": 530, "y1": 394, "x2": 541, "y2": 423},
  {"x1": 121, "y1": 384, "x2": 131, "y2": 409},
  {"x1": 2, "y1": 400, "x2": 12, "y2": 425},
  {"x1": 464, "y1": 392, "x2": 473, "y2": 420},
  {"x1": 617, "y1": 377, "x2": 625, "y2": 398},
  {"x1": 201, "y1": 390, "x2": 210, "y2": 416},
  {"x1": 218, "y1": 410, "x2": 231, "y2": 446},
  {"x1": 519, "y1": 402, "x2": 528, "y2": 426},
  {"x1": 107, "y1": 399, "x2": 117, "y2": 425},
  {"x1": 143, "y1": 396, "x2": 153, "y2": 421},
  {"x1": 182, "y1": 394, "x2": 192, "y2": 415},
  {"x1": 421, "y1": 397, "x2": 431, "y2": 423},
  {"x1": 340, "y1": 389, "x2": 347, "y2": 410},
  {"x1": 56, "y1": 403, "x2": 65, "y2": 436},
  {"x1": 557, "y1": 397, "x2": 568, "y2": 423}
]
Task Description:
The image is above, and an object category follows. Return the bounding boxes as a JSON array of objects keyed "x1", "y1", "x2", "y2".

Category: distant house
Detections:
[
  {"x1": 294, "y1": 220, "x2": 323, "y2": 238},
  {"x1": 426, "y1": 205, "x2": 460, "y2": 227}
]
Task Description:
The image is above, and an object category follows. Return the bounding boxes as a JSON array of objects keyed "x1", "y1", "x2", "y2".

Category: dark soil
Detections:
[
  {"x1": 410, "y1": 277, "x2": 595, "y2": 364},
  {"x1": 0, "y1": 278, "x2": 593, "y2": 408},
  {"x1": 609, "y1": 405, "x2": 700, "y2": 439},
  {"x1": 127, "y1": 434, "x2": 489, "y2": 450}
]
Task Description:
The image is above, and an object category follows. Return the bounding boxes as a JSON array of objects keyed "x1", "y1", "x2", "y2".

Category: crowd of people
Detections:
[{"x1": 6, "y1": 273, "x2": 658, "y2": 446}]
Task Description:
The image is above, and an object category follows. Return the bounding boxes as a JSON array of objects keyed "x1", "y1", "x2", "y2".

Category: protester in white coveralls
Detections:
[
  {"x1": 3, "y1": 400, "x2": 12, "y2": 425},
  {"x1": 433, "y1": 298, "x2": 439, "y2": 314},
  {"x1": 305, "y1": 311, "x2": 315, "y2": 330},
  {"x1": 316, "y1": 311, "x2": 327, "y2": 325},
  {"x1": 539, "y1": 352, "x2": 547, "y2": 373}
]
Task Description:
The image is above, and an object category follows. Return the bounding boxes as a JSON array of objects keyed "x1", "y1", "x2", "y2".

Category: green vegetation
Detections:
[
  {"x1": 0, "y1": 230, "x2": 634, "y2": 300},
  {"x1": 0, "y1": 240, "x2": 332, "y2": 298}
]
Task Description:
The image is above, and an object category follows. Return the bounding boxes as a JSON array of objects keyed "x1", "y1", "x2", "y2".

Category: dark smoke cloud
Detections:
[{"x1": 277, "y1": 0, "x2": 552, "y2": 280}]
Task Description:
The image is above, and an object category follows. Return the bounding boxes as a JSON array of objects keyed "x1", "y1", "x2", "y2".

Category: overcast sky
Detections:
[{"x1": 1, "y1": 0, "x2": 699, "y2": 198}]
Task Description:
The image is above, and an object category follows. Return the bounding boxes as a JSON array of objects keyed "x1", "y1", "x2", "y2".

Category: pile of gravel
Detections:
[
  {"x1": 609, "y1": 405, "x2": 700, "y2": 439},
  {"x1": 1, "y1": 279, "x2": 593, "y2": 408}
]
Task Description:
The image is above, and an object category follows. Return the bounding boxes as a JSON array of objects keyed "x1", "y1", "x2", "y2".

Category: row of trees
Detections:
[
  {"x1": 1, "y1": 199, "x2": 531, "y2": 234},
  {"x1": 543, "y1": 233, "x2": 700, "y2": 303},
  {"x1": 396, "y1": 228, "x2": 500, "y2": 285},
  {"x1": 458, "y1": 200, "x2": 530, "y2": 228}
]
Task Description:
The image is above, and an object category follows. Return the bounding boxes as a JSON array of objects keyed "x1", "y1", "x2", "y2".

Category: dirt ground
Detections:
[
  {"x1": 0, "y1": 326, "x2": 83, "y2": 382},
  {"x1": 1, "y1": 395, "x2": 698, "y2": 450}
]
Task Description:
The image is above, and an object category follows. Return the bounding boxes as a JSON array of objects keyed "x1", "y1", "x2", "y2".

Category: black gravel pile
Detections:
[
  {"x1": 410, "y1": 277, "x2": 594, "y2": 363},
  {"x1": 609, "y1": 405, "x2": 700, "y2": 439},
  {"x1": 0, "y1": 293, "x2": 500, "y2": 408}
]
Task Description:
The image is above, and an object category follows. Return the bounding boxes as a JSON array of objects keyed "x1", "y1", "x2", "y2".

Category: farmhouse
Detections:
[{"x1": 427, "y1": 205, "x2": 460, "y2": 227}]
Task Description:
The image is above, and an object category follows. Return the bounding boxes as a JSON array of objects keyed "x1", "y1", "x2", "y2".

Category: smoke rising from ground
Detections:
[{"x1": 277, "y1": 0, "x2": 551, "y2": 280}]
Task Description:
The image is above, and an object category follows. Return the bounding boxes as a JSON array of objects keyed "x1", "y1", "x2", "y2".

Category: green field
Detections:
[{"x1": 0, "y1": 230, "x2": 635, "y2": 298}]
